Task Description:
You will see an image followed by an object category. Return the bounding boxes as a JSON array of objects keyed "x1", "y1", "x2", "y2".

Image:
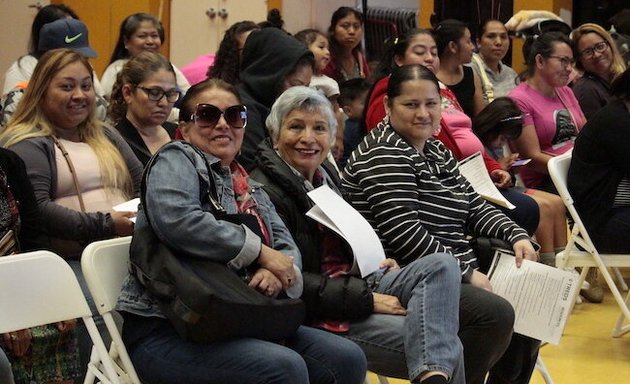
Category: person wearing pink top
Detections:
[{"x1": 509, "y1": 32, "x2": 586, "y2": 191}]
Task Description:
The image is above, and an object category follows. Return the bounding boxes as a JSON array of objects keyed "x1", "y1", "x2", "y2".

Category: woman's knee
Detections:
[
  {"x1": 460, "y1": 285, "x2": 515, "y2": 332},
  {"x1": 422, "y1": 253, "x2": 460, "y2": 279}
]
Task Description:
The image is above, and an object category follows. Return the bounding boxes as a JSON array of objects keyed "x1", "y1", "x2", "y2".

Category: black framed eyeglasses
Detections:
[
  {"x1": 136, "y1": 86, "x2": 181, "y2": 103},
  {"x1": 579, "y1": 41, "x2": 609, "y2": 59},
  {"x1": 547, "y1": 55, "x2": 576, "y2": 68},
  {"x1": 191, "y1": 103, "x2": 247, "y2": 129}
]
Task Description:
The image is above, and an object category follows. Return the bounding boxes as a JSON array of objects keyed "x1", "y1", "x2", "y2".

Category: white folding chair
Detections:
[
  {"x1": 535, "y1": 355, "x2": 553, "y2": 384},
  {"x1": 81, "y1": 237, "x2": 141, "y2": 384},
  {"x1": 0, "y1": 251, "x2": 120, "y2": 383},
  {"x1": 548, "y1": 151, "x2": 630, "y2": 337}
]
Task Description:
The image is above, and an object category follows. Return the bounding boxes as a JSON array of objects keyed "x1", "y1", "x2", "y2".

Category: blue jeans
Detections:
[
  {"x1": 347, "y1": 253, "x2": 465, "y2": 383},
  {"x1": 496, "y1": 189, "x2": 540, "y2": 236},
  {"x1": 345, "y1": 271, "x2": 516, "y2": 384},
  {"x1": 122, "y1": 316, "x2": 366, "y2": 384}
]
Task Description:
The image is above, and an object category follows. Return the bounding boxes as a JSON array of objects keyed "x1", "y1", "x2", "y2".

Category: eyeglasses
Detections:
[
  {"x1": 547, "y1": 55, "x2": 576, "y2": 67},
  {"x1": 579, "y1": 41, "x2": 609, "y2": 59},
  {"x1": 136, "y1": 86, "x2": 181, "y2": 103},
  {"x1": 191, "y1": 103, "x2": 247, "y2": 129}
]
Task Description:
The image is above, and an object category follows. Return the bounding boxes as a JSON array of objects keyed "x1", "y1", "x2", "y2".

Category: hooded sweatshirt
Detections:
[{"x1": 236, "y1": 28, "x2": 313, "y2": 171}]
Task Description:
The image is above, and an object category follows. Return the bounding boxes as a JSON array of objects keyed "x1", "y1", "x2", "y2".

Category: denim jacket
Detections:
[{"x1": 117, "y1": 141, "x2": 301, "y2": 317}]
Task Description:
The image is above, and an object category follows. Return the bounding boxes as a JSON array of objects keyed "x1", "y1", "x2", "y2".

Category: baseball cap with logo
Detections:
[{"x1": 38, "y1": 18, "x2": 97, "y2": 58}]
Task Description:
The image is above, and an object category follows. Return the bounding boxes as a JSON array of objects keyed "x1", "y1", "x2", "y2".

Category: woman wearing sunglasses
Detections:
[
  {"x1": 108, "y1": 51, "x2": 179, "y2": 166},
  {"x1": 571, "y1": 23, "x2": 627, "y2": 119},
  {"x1": 116, "y1": 78, "x2": 367, "y2": 384}
]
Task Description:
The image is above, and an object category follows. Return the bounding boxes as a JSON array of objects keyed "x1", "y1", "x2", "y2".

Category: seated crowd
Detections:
[{"x1": 0, "y1": 3, "x2": 628, "y2": 384}]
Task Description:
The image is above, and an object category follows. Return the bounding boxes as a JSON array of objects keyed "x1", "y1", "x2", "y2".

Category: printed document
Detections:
[
  {"x1": 458, "y1": 152, "x2": 515, "y2": 209},
  {"x1": 113, "y1": 198, "x2": 140, "y2": 223},
  {"x1": 306, "y1": 185, "x2": 385, "y2": 277},
  {"x1": 487, "y1": 251, "x2": 580, "y2": 344}
]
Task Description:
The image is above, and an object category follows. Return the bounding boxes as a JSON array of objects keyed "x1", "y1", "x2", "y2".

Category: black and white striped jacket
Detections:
[{"x1": 342, "y1": 122, "x2": 529, "y2": 282}]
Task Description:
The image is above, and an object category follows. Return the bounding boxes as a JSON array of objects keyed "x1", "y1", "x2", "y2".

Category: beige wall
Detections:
[
  {"x1": 169, "y1": 0, "x2": 267, "y2": 68},
  {"x1": 282, "y1": 0, "x2": 356, "y2": 35},
  {"x1": 0, "y1": 0, "x2": 49, "y2": 93}
]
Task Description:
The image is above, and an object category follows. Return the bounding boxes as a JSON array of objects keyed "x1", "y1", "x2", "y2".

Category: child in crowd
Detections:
[
  {"x1": 295, "y1": 28, "x2": 346, "y2": 161},
  {"x1": 338, "y1": 78, "x2": 370, "y2": 168}
]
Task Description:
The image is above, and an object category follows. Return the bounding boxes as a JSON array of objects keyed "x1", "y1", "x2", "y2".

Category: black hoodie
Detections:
[{"x1": 236, "y1": 28, "x2": 313, "y2": 171}]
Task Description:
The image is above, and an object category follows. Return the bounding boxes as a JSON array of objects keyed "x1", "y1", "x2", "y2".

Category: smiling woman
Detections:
[
  {"x1": 100, "y1": 12, "x2": 190, "y2": 99},
  {"x1": 250, "y1": 86, "x2": 468, "y2": 384},
  {"x1": 571, "y1": 23, "x2": 627, "y2": 118},
  {"x1": 508, "y1": 32, "x2": 586, "y2": 191},
  {"x1": 0, "y1": 47, "x2": 143, "y2": 372},
  {"x1": 116, "y1": 79, "x2": 368, "y2": 384},
  {"x1": 0, "y1": 48, "x2": 142, "y2": 259}
]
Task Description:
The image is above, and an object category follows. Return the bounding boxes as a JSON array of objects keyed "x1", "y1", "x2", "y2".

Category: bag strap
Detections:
[
  {"x1": 141, "y1": 142, "x2": 226, "y2": 229},
  {"x1": 52, "y1": 136, "x2": 86, "y2": 212},
  {"x1": 472, "y1": 55, "x2": 495, "y2": 103}
]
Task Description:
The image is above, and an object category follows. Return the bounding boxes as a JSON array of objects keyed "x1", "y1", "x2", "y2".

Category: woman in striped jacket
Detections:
[{"x1": 343, "y1": 64, "x2": 540, "y2": 384}]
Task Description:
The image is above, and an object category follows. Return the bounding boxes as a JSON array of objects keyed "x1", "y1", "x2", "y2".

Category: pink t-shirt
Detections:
[
  {"x1": 440, "y1": 83, "x2": 485, "y2": 158},
  {"x1": 508, "y1": 83, "x2": 586, "y2": 187}
]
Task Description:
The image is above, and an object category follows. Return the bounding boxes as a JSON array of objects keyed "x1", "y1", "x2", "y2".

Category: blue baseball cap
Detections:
[{"x1": 38, "y1": 19, "x2": 97, "y2": 58}]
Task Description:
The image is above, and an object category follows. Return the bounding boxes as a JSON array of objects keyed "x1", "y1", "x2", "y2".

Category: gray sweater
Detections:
[{"x1": 8, "y1": 128, "x2": 142, "y2": 250}]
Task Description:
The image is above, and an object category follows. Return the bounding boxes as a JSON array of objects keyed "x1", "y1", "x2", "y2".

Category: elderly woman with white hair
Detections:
[{"x1": 250, "y1": 86, "x2": 466, "y2": 384}]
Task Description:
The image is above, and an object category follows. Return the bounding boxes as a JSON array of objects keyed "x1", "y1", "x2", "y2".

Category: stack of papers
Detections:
[
  {"x1": 488, "y1": 251, "x2": 580, "y2": 344},
  {"x1": 458, "y1": 152, "x2": 515, "y2": 209},
  {"x1": 306, "y1": 186, "x2": 385, "y2": 277}
]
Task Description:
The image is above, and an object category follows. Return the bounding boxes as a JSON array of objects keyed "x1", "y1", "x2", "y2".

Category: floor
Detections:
[{"x1": 366, "y1": 288, "x2": 630, "y2": 384}]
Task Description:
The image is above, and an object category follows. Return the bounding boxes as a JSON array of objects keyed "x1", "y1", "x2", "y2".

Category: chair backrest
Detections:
[
  {"x1": 81, "y1": 237, "x2": 141, "y2": 384},
  {"x1": 81, "y1": 237, "x2": 132, "y2": 314},
  {"x1": 547, "y1": 151, "x2": 574, "y2": 207},
  {"x1": 0, "y1": 251, "x2": 92, "y2": 333},
  {"x1": 547, "y1": 150, "x2": 596, "y2": 246}
]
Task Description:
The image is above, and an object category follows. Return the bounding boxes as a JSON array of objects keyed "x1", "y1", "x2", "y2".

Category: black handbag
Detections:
[{"x1": 129, "y1": 142, "x2": 305, "y2": 343}]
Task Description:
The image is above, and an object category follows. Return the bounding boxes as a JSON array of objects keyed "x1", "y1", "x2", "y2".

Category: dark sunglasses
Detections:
[{"x1": 191, "y1": 104, "x2": 247, "y2": 129}]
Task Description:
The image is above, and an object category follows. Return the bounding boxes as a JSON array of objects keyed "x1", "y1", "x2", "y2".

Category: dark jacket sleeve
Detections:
[
  {"x1": 250, "y1": 150, "x2": 374, "y2": 321},
  {"x1": 9, "y1": 138, "x2": 116, "y2": 242},
  {"x1": 105, "y1": 127, "x2": 143, "y2": 197},
  {"x1": 0, "y1": 148, "x2": 51, "y2": 252},
  {"x1": 302, "y1": 272, "x2": 373, "y2": 321}
]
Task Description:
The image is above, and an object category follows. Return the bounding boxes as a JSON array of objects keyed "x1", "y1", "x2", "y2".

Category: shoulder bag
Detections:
[{"x1": 129, "y1": 142, "x2": 305, "y2": 343}]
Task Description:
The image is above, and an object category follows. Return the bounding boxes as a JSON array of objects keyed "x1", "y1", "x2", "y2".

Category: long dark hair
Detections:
[
  {"x1": 108, "y1": 51, "x2": 176, "y2": 124},
  {"x1": 523, "y1": 32, "x2": 571, "y2": 78},
  {"x1": 109, "y1": 13, "x2": 165, "y2": 64},
  {"x1": 327, "y1": 7, "x2": 365, "y2": 60},
  {"x1": 434, "y1": 19, "x2": 468, "y2": 57},
  {"x1": 373, "y1": 28, "x2": 434, "y2": 81},
  {"x1": 207, "y1": 21, "x2": 259, "y2": 83},
  {"x1": 472, "y1": 97, "x2": 524, "y2": 145}
]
